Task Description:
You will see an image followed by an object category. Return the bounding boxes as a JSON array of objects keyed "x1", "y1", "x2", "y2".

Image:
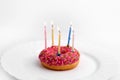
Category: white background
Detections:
[{"x1": 0, "y1": 0, "x2": 120, "y2": 80}]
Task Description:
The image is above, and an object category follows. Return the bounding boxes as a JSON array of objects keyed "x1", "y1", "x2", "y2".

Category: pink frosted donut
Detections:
[{"x1": 39, "y1": 46, "x2": 80, "y2": 70}]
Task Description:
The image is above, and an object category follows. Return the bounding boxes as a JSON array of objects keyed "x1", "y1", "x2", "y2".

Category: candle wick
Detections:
[
  {"x1": 52, "y1": 25, "x2": 54, "y2": 28},
  {"x1": 59, "y1": 30, "x2": 61, "y2": 33}
]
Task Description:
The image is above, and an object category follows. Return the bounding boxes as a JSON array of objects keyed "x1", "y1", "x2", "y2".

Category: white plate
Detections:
[
  {"x1": 1, "y1": 41, "x2": 118, "y2": 80},
  {"x1": 109, "y1": 76, "x2": 120, "y2": 80}
]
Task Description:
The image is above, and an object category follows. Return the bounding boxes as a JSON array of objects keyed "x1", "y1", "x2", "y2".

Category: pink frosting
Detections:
[{"x1": 39, "y1": 46, "x2": 80, "y2": 66}]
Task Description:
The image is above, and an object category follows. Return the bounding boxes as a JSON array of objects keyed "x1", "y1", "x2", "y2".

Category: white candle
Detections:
[{"x1": 72, "y1": 28, "x2": 74, "y2": 51}]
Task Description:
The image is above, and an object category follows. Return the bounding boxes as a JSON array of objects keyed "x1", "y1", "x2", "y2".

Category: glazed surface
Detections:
[{"x1": 39, "y1": 46, "x2": 80, "y2": 66}]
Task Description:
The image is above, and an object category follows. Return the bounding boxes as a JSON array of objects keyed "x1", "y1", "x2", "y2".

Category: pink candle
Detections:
[{"x1": 44, "y1": 24, "x2": 47, "y2": 49}]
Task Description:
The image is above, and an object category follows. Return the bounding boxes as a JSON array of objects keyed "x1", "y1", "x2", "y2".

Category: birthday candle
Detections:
[
  {"x1": 44, "y1": 23, "x2": 47, "y2": 49},
  {"x1": 67, "y1": 25, "x2": 72, "y2": 47},
  {"x1": 51, "y1": 22, "x2": 54, "y2": 46},
  {"x1": 72, "y1": 28, "x2": 74, "y2": 52},
  {"x1": 58, "y1": 27, "x2": 61, "y2": 55}
]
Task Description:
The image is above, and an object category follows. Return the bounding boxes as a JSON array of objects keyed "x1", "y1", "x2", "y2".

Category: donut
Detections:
[{"x1": 39, "y1": 46, "x2": 80, "y2": 71}]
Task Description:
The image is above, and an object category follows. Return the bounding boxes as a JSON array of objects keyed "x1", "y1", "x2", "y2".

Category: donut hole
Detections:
[
  {"x1": 61, "y1": 48, "x2": 69, "y2": 54},
  {"x1": 61, "y1": 50, "x2": 67, "y2": 54}
]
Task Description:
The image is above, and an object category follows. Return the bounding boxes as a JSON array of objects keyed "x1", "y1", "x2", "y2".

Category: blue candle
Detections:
[{"x1": 67, "y1": 25, "x2": 72, "y2": 47}]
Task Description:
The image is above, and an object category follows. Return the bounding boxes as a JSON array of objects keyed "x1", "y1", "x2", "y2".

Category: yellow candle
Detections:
[
  {"x1": 51, "y1": 24, "x2": 54, "y2": 46},
  {"x1": 58, "y1": 27, "x2": 61, "y2": 54}
]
